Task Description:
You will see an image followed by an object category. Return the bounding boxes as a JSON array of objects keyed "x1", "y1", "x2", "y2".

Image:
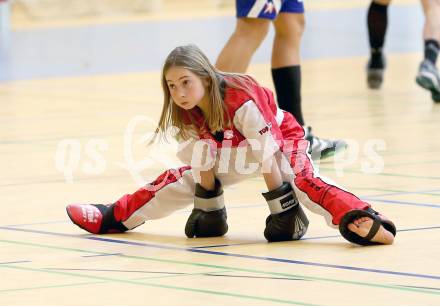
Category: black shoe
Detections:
[{"x1": 367, "y1": 53, "x2": 386, "y2": 89}]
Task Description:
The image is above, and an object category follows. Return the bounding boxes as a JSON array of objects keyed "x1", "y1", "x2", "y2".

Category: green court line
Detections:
[
  {"x1": 45, "y1": 268, "x2": 234, "y2": 281},
  {"x1": 0, "y1": 270, "x2": 305, "y2": 294},
  {"x1": 0, "y1": 239, "x2": 439, "y2": 296},
  {"x1": 0, "y1": 270, "x2": 231, "y2": 293},
  {"x1": 319, "y1": 167, "x2": 440, "y2": 180},
  {"x1": 0, "y1": 265, "x2": 323, "y2": 306},
  {"x1": 0, "y1": 281, "x2": 106, "y2": 293}
]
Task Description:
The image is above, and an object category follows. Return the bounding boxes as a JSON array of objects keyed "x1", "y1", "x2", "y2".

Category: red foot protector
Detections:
[{"x1": 66, "y1": 204, "x2": 103, "y2": 234}]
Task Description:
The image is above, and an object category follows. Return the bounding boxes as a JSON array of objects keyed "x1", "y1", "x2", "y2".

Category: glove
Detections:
[
  {"x1": 185, "y1": 179, "x2": 228, "y2": 238},
  {"x1": 262, "y1": 182, "x2": 309, "y2": 242}
]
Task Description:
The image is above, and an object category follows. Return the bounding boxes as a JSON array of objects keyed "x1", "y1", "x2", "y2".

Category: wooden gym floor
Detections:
[{"x1": 0, "y1": 1, "x2": 439, "y2": 305}]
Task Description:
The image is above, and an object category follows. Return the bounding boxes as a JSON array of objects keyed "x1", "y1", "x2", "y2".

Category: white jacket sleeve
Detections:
[{"x1": 233, "y1": 100, "x2": 281, "y2": 163}]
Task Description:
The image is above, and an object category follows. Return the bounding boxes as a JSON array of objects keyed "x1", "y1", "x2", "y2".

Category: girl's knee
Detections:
[
  {"x1": 274, "y1": 13, "x2": 305, "y2": 39},
  {"x1": 235, "y1": 18, "x2": 270, "y2": 43}
]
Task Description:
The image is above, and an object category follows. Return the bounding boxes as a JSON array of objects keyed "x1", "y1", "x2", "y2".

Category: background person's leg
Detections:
[
  {"x1": 215, "y1": 18, "x2": 270, "y2": 72},
  {"x1": 271, "y1": 12, "x2": 304, "y2": 125},
  {"x1": 416, "y1": 0, "x2": 440, "y2": 102},
  {"x1": 366, "y1": 0, "x2": 392, "y2": 89},
  {"x1": 272, "y1": 11, "x2": 347, "y2": 160}
]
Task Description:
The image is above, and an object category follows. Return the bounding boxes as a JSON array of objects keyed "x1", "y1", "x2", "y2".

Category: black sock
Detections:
[
  {"x1": 367, "y1": 1, "x2": 388, "y2": 68},
  {"x1": 271, "y1": 66, "x2": 304, "y2": 126},
  {"x1": 424, "y1": 39, "x2": 439, "y2": 65},
  {"x1": 369, "y1": 48, "x2": 384, "y2": 69}
]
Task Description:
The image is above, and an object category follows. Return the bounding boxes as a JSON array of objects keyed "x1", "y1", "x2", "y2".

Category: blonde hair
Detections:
[{"x1": 154, "y1": 44, "x2": 258, "y2": 142}]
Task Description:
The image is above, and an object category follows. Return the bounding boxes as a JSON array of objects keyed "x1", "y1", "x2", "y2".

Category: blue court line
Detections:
[
  {"x1": 81, "y1": 253, "x2": 122, "y2": 258},
  {"x1": 0, "y1": 199, "x2": 434, "y2": 230},
  {"x1": 1, "y1": 225, "x2": 439, "y2": 281},
  {"x1": 4, "y1": 223, "x2": 438, "y2": 243},
  {"x1": 360, "y1": 198, "x2": 440, "y2": 208},
  {"x1": 1, "y1": 187, "x2": 439, "y2": 229},
  {"x1": 360, "y1": 189, "x2": 440, "y2": 199},
  {"x1": 193, "y1": 226, "x2": 440, "y2": 249},
  {"x1": 0, "y1": 265, "x2": 326, "y2": 306},
  {"x1": 2, "y1": 192, "x2": 439, "y2": 229}
]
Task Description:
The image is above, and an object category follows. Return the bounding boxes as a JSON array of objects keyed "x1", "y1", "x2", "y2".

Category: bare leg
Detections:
[
  {"x1": 271, "y1": 12, "x2": 304, "y2": 68},
  {"x1": 272, "y1": 12, "x2": 346, "y2": 159},
  {"x1": 215, "y1": 18, "x2": 270, "y2": 72},
  {"x1": 421, "y1": 0, "x2": 440, "y2": 41},
  {"x1": 271, "y1": 12, "x2": 305, "y2": 125}
]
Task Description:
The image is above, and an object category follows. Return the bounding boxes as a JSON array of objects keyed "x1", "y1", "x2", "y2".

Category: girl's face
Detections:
[{"x1": 165, "y1": 66, "x2": 208, "y2": 110}]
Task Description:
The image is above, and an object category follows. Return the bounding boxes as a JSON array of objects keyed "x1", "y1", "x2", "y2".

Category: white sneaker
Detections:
[
  {"x1": 416, "y1": 59, "x2": 440, "y2": 103},
  {"x1": 304, "y1": 126, "x2": 347, "y2": 160}
]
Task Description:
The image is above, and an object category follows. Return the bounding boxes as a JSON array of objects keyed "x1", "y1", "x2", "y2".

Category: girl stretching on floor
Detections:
[{"x1": 67, "y1": 44, "x2": 396, "y2": 245}]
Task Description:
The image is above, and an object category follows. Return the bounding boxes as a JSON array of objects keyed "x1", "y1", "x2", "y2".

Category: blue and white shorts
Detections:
[{"x1": 236, "y1": 0, "x2": 304, "y2": 19}]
